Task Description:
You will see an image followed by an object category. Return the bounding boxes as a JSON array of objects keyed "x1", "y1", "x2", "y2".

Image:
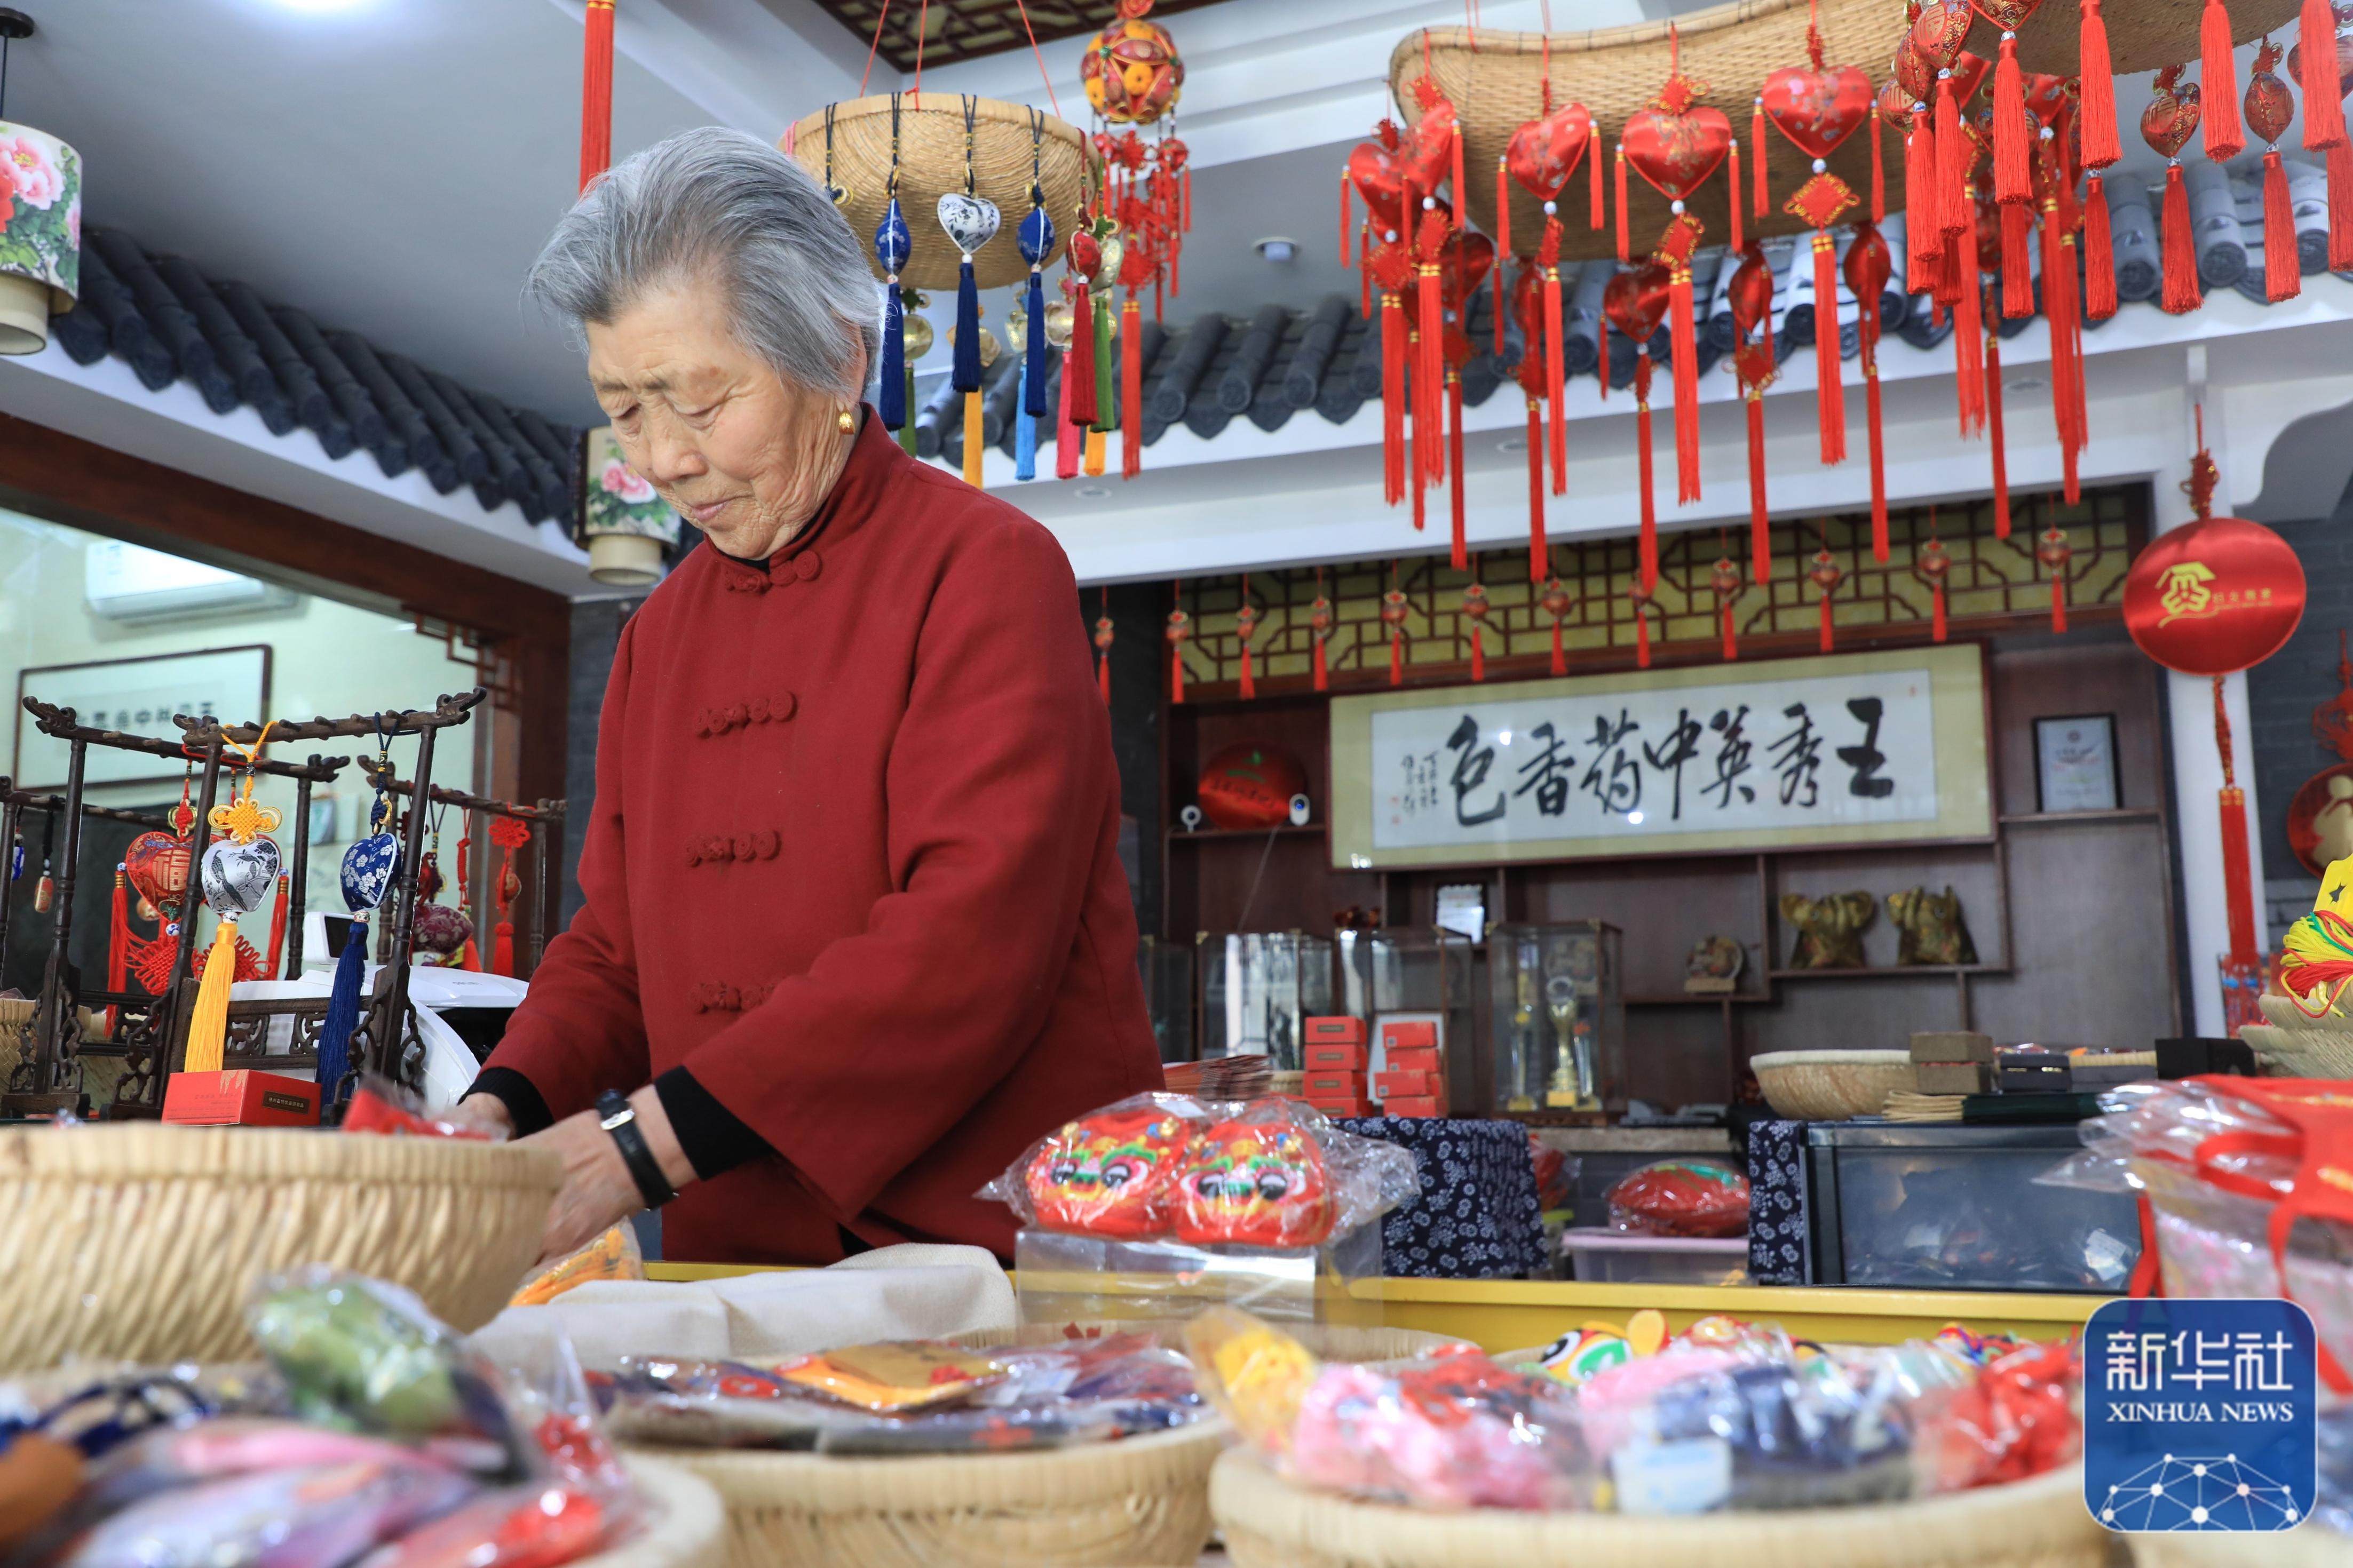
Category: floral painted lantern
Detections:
[
  {"x1": 579, "y1": 426, "x2": 680, "y2": 586},
  {"x1": 0, "y1": 117, "x2": 78, "y2": 355}
]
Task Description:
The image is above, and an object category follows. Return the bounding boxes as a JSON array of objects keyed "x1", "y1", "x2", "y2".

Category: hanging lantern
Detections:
[
  {"x1": 1462, "y1": 582, "x2": 1493, "y2": 682},
  {"x1": 1083, "y1": 0, "x2": 1189, "y2": 310},
  {"x1": 1712, "y1": 554, "x2": 1745, "y2": 661},
  {"x1": 1542, "y1": 576, "x2": 1577, "y2": 675},
  {"x1": 2247, "y1": 40, "x2": 2302, "y2": 303},
  {"x1": 1381, "y1": 583, "x2": 1411, "y2": 687},
  {"x1": 2143, "y1": 64, "x2": 2205, "y2": 315},
  {"x1": 1504, "y1": 99, "x2": 1596, "y2": 496},
  {"x1": 1809, "y1": 546, "x2": 1846, "y2": 651},
  {"x1": 2128, "y1": 442, "x2": 2307, "y2": 992}
]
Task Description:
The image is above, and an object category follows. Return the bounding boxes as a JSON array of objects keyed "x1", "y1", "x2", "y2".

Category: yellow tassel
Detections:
[
  {"x1": 962, "y1": 390, "x2": 984, "y2": 488},
  {"x1": 181, "y1": 914, "x2": 239, "y2": 1074},
  {"x1": 1084, "y1": 428, "x2": 1106, "y2": 477}
]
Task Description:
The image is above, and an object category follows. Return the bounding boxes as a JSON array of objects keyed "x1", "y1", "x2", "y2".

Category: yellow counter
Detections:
[{"x1": 645, "y1": 1263, "x2": 2106, "y2": 1351}]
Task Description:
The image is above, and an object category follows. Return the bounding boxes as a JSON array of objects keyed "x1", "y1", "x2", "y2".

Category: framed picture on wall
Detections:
[
  {"x1": 2034, "y1": 713, "x2": 2120, "y2": 814},
  {"x1": 14, "y1": 646, "x2": 272, "y2": 790}
]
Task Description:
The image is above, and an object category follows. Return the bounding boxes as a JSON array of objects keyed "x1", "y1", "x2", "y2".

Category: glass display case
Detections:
[
  {"x1": 1335, "y1": 926, "x2": 1479, "y2": 1102},
  {"x1": 1137, "y1": 935, "x2": 1195, "y2": 1063},
  {"x1": 1487, "y1": 922, "x2": 1625, "y2": 1116},
  {"x1": 1198, "y1": 932, "x2": 1333, "y2": 1070}
]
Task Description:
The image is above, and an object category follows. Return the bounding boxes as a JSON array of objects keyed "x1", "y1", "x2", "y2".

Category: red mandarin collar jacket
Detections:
[{"x1": 480, "y1": 413, "x2": 1163, "y2": 1263}]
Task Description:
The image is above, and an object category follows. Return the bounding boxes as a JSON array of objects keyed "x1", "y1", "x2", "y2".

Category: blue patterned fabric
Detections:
[
  {"x1": 1337, "y1": 1117, "x2": 1546, "y2": 1280},
  {"x1": 1747, "y1": 1118, "x2": 1808, "y2": 1284}
]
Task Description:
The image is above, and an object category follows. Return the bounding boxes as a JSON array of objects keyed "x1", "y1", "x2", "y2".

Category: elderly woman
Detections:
[{"x1": 455, "y1": 127, "x2": 1164, "y2": 1265}]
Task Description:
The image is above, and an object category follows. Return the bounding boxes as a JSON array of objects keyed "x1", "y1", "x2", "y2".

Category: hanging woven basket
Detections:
[
  {"x1": 1391, "y1": 0, "x2": 1906, "y2": 265},
  {"x1": 1962, "y1": 0, "x2": 2299, "y2": 78},
  {"x1": 786, "y1": 94, "x2": 1098, "y2": 292}
]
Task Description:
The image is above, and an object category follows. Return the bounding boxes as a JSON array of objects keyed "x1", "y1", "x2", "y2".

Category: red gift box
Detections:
[
  {"x1": 1382, "y1": 1094, "x2": 1445, "y2": 1119},
  {"x1": 1304, "y1": 1016, "x2": 1366, "y2": 1044},
  {"x1": 1376, "y1": 1019, "x2": 1438, "y2": 1050},
  {"x1": 1306, "y1": 1040, "x2": 1367, "y2": 1070},
  {"x1": 1374, "y1": 1069, "x2": 1441, "y2": 1100},
  {"x1": 1384, "y1": 1045, "x2": 1442, "y2": 1073},
  {"x1": 1302, "y1": 1070, "x2": 1365, "y2": 1097},
  {"x1": 1306, "y1": 1096, "x2": 1376, "y2": 1119},
  {"x1": 162, "y1": 1070, "x2": 321, "y2": 1128}
]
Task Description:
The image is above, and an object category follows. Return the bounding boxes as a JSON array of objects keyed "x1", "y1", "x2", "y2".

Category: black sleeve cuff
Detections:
[
  {"x1": 654, "y1": 1066, "x2": 772, "y2": 1183},
  {"x1": 465, "y1": 1067, "x2": 554, "y2": 1138}
]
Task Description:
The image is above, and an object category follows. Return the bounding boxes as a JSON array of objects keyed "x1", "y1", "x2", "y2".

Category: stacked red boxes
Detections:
[
  {"x1": 1301, "y1": 1016, "x2": 1372, "y2": 1117},
  {"x1": 1373, "y1": 1017, "x2": 1449, "y2": 1118}
]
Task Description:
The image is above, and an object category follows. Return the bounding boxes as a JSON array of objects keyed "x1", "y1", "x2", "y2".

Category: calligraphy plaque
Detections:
[{"x1": 1329, "y1": 646, "x2": 1991, "y2": 870}]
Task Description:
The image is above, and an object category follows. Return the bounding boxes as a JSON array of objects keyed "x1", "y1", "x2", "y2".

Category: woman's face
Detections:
[{"x1": 586, "y1": 280, "x2": 861, "y2": 560}]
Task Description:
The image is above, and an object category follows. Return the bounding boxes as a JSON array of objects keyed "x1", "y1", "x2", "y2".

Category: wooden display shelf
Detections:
[
  {"x1": 1765, "y1": 964, "x2": 2010, "y2": 981},
  {"x1": 1167, "y1": 824, "x2": 1327, "y2": 842}
]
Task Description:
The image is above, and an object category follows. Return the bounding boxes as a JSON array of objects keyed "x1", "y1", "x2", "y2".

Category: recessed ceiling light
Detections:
[
  {"x1": 1255, "y1": 237, "x2": 1298, "y2": 263},
  {"x1": 1075, "y1": 484, "x2": 1112, "y2": 499}
]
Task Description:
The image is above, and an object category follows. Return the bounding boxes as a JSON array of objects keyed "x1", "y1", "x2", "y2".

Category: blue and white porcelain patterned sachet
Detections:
[
  {"x1": 936, "y1": 192, "x2": 1000, "y2": 257},
  {"x1": 339, "y1": 831, "x2": 402, "y2": 914},
  {"x1": 201, "y1": 836, "x2": 281, "y2": 916}
]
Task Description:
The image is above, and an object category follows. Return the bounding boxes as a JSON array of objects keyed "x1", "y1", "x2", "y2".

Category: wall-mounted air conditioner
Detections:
[{"x1": 83, "y1": 540, "x2": 294, "y2": 623}]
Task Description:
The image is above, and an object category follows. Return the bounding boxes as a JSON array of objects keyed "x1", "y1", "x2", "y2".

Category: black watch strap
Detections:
[{"x1": 597, "y1": 1089, "x2": 677, "y2": 1209}]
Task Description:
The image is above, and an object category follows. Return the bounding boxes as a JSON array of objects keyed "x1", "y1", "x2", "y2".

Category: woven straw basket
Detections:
[
  {"x1": 1391, "y1": 1, "x2": 1905, "y2": 265},
  {"x1": 584, "y1": 1458, "x2": 727, "y2": 1568},
  {"x1": 786, "y1": 95, "x2": 1096, "y2": 292},
  {"x1": 633, "y1": 1324, "x2": 1463, "y2": 1568},
  {"x1": 2128, "y1": 1521, "x2": 2353, "y2": 1568},
  {"x1": 1962, "y1": 0, "x2": 2299, "y2": 79},
  {"x1": 0, "y1": 1124, "x2": 560, "y2": 1372},
  {"x1": 1752, "y1": 1049, "x2": 1914, "y2": 1121},
  {"x1": 2240, "y1": 1023, "x2": 2353, "y2": 1078},
  {"x1": 1211, "y1": 1449, "x2": 2105, "y2": 1568}
]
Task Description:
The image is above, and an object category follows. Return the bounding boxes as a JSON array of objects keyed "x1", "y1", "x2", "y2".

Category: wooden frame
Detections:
[
  {"x1": 2033, "y1": 712, "x2": 2122, "y2": 815},
  {"x1": 13, "y1": 644, "x2": 271, "y2": 790},
  {"x1": 1328, "y1": 644, "x2": 1995, "y2": 872}
]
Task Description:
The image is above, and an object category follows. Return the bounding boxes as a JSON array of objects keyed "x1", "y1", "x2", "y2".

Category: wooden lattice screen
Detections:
[{"x1": 1160, "y1": 484, "x2": 2145, "y2": 693}]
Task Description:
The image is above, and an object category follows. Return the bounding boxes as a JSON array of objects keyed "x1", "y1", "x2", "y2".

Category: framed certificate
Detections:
[{"x1": 2034, "y1": 713, "x2": 2120, "y2": 814}]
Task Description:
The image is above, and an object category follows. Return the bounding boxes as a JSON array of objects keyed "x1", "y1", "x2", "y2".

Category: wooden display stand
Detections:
[{"x1": 354, "y1": 755, "x2": 565, "y2": 973}]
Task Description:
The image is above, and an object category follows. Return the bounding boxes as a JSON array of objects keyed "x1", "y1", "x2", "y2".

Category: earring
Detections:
[{"x1": 837, "y1": 407, "x2": 855, "y2": 433}]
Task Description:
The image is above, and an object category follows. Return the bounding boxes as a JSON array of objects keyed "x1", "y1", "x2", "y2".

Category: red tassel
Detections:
[
  {"x1": 1952, "y1": 236, "x2": 1985, "y2": 433},
  {"x1": 1635, "y1": 354, "x2": 1658, "y2": 594},
  {"x1": 1471, "y1": 625, "x2": 1485, "y2": 682},
  {"x1": 492, "y1": 920, "x2": 515, "y2": 978},
  {"x1": 1596, "y1": 314, "x2": 1609, "y2": 404},
  {"x1": 2161, "y1": 163, "x2": 2203, "y2": 313},
  {"x1": 1121, "y1": 297, "x2": 1143, "y2": 477},
  {"x1": 1417, "y1": 249, "x2": 1444, "y2": 483},
  {"x1": 2001, "y1": 201, "x2": 2034, "y2": 316},
  {"x1": 1171, "y1": 643, "x2": 1185, "y2": 704},
  {"x1": 1752, "y1": 98, "x2": 1769, "y2": 219},
  {"x1": 1819, "y1": 589, "x2": 1835, "y2": 654},
  {"x1": 1986, "y1": 315, "x2": 2011, "y2": 538},
  {"x1": 2264, "y1": 150, "x2": 2301, "y2": 300},
  {"x1": 1450, "y1": 123, "x2": 1467, "y2": 227},
  {"x1": 1722, "y1": 599, "x2": 1739, "y2": 662},
  {"x1": 1544, "y1": 245, "x2": 1567, "y2": 494},
  {"x1": 1068, "y1": 288, "x2": 1099, "y2": 426},
  {"x1": 1494, "y1": 156, "x2": 1512, "y2": 259},
  {"x1": 1550, "y1": 618, "x2": 1566, "y2": 675},
  {"x1": 1390, "y1": 629, "x2": 1405, "y2": 686},
  {"x1": 580, "y1": 0, "x2": 615, "y2": 192},
  {"x1": 1746, "y1": 391, "x2": 1770, "y2": 582},
  {"x1": 1869, "y1": 106, "x2": 1885, "y2": 223},
  {"x1": 1591, "y1": 130, "x2": 1606, "y2": 229},
  {"x1": 1811, "y1": 234, "x2": 1844, "y2": 464},
  {"x1": 2044, "y1": 219, "x2": 2084, "y2": 503},
  {"x1": 1240, "y1": 644, "x2": 1255, "y2": 699},
  {"x1": 1056, "y1": 346, "x2": 1081, "y2": 480},
  {"x1": 1615, "y1": 145, "x2": 1630, "y2": 262},
  {"x1": 2084, "y1": 175, "x2": 2118, "y2": 319},
  {"x1": 1861, "y1": 298, "x2": 1888, "y2": 561},
  {"x1": 107, "y1": 868, "x2": 129, "y2": 994},
  {"x1": 1098, "y1": 651, "x2": 1112, "y2": 703},
  {"x1": 1448, "y1": 372, "x2": 1467, "y2": 570},
  {"x1": 1313, "y1": 636, "x2": 1328, "y2": 692},
  {"x1": 1728, "y1": 140, "x2": 1745, "y2": 253},
  {"x1": 1382, "y1": 293, "x2": 1406, "y2": 504},
  {"x1": 1993, "y1": 35, "x2": 2032, "y2": 204},
  {"x1": 1340, "y1": 172, "x2": 1351, "y2": 267},
  {"x1": 1526, "y1": 397, "x2": 1546, "y2": 582},
  {"x1": 1907, "y1": 105, "x2": 1943, "y2": 288},
  {"x1": 1670, "y1": 262, "x2": 1701, "y2": 503},
  {"x1": 2331, "y1": 139, "x2": 2353, "y2": 269},
  {"x1": 1933, "y1": 578, "x2": 1948, "y2": 641},
  {"x1": 2051, "y1": 566, "x2": 2069, "y2": 633},
  {"x1": 1936, "y1": 74, "x2": 1970, "y2": 240},
  {"x1": 1634, "y1": 599, "x2": 1652, "y2": 668},
  {"x1": 2080, "y1": 0, "x2": 2120, "y2": 168},
  {"x1": 2307, "y1": 0, "x2": 2351, "y2": 152},
  {"x1": 2216, "y1": 677, "x2": 2256, "y2": 956},
  {"x1": 1361, "y1": 245, "x2": 1373, "y2": 317},
  {"x1": 2201, "y1": 0, "x2": 2246, "y2": 162},
  {"x1": 265, "y1": 871, "x2": 289, "y2": 980}
]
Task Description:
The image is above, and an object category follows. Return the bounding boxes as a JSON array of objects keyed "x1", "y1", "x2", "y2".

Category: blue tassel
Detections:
[
  {"x1": 315, "y1": 914, "x2": 366, "y2": 1113},
  {"x1": 953, "y1": 256, "x2": 982, "y2": 393},
  {"x1": 880, "y1": 286, "x2": 907, "y2": 429},
  {"x1": 1015, "y1": 408, "x2": 1037, "y2": 480},
  {"x1": 1024, "y1": 268, "x2": 1049, "y2": 418}
]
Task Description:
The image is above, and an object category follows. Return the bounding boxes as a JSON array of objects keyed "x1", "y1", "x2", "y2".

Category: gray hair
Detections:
[{"x1": 528, "y1": 125, "x2": 880, "y2": 400}]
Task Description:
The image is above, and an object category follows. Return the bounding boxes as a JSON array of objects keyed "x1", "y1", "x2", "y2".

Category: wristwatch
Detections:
[{"x1": 597, "y1": 1089, "x2": 678, "y2": 1209}]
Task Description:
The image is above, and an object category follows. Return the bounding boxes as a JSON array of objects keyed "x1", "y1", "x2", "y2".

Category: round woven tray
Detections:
[
  {"x1": 785, "y1": 94, "x2": 1097, "y2": 292},
  {"x1": 2128, "y1": 1519, "x2": 2352, "y2": 1568},
  {"x1": 0, "y1": 1124, "x2": 560, "y2": 1371},
  {"x1": 1752, "y1": 1049, "x2": 1914, "y2": 1121},
  {"x1": 589, "y1": 1457, "x2": 729, "y2": 1568},
  {"x1": 1211, "y1": 1450, "x2": 2104, "y2": 1568},
  {"x1": 1391, "y1": 1, "x2": 1905, "y2": 265},
  {"x1": 1962, "y1": 0, "x2": 2299, "y2": 79}
]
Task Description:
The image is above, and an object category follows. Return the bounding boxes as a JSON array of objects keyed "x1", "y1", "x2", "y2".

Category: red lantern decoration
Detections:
[
  {"x1": 1810, "y1": 546, "x2": 1846, "y2": 651},
  {"x1": 1542, "y1": 576, "x2": 1576, "y2": 676},
  {"x1": 1309, "y1": 591, "x2": 1335, "y2": 693},
  {"x1": 2125, "y1": 442, "x2": 2309, "y2": 966},
  {"x1": 1462, "y1": 582, "x2": 1493, "y2": 682},
  {"x1": 1506, "y1": 100, "x2": 1595, "y2": 498},
  {"x1": 1197, "y1": 743, "x2": 1308, "y2": 831},
  {"x1": 1916, "y1": 534, "x2": 1954, "y2": 642},
  {"x1": 1712, "y1": 554, "x2": 1745, "y2": 662},
  {"x1": 1234, "y1": 583, "x2": 1259, "y2": 701},
  {"x1": 1604, "y1": 259, "x2": 1673, "y2": 596},
  {"x1": 1761, "y1": 6, "x2": 1871, "y2": 467},
  {"x1": 1165, "y1": 601, "x2": 1191, "y2": 705},
  {"x1": 1381, "y1": 581, "x2": 1411, "y2": 687}
]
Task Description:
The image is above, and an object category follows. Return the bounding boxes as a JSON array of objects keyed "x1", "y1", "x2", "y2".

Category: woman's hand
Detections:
[
  {"x1": 519, "y1": 1086, "x2": 696, "y2": 1265},
  {"x1": 442, "y1": 1095, "x2": 515, "y2": 1140}
]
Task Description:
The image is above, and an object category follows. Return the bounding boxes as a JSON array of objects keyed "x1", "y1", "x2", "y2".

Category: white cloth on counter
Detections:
[{"x1": 470, "y1": 1241, "x2": 1016, "y2": 1368}]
